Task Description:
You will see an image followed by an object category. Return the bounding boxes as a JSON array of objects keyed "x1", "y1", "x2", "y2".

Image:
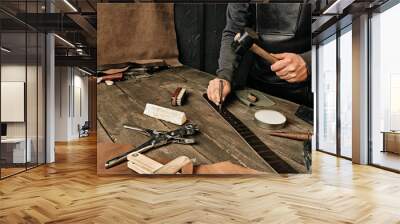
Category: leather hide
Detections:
[{"x1": 97, "y1": 3, "x2": 181, "y2": 67}]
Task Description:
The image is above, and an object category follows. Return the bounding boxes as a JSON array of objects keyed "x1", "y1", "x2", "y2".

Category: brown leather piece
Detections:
[
  {"x1": 97, "y1": 3, "x2": 182, "y2": 67},
  {"x1": 100, "y1": 73, "x2": 124, "y2": 81},
  {"x1": 97, "y1": 143, "x2": 133, "y2": 176},
  {"x1": 97, "y1": 143, "x2": 262, "y2": 176},
  {"x1": 181, "y1": 162, "x2": 194, "y2": 174},
  {"x1": 100, "y1": 67, "x2": 130, "y2": 75},
  {"x1": 195, "y1": 161, "x2": 263, "y2": 174}
]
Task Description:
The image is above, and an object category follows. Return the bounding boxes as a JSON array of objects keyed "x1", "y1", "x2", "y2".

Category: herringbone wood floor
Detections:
[{"x1": 1, "y1": 136, "x2": 399, "y2": 224}]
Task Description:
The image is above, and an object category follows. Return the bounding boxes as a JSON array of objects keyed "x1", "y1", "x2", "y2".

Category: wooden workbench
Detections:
[{"x1": 97, "y1": 67, "x2": 312, "y2": 174}]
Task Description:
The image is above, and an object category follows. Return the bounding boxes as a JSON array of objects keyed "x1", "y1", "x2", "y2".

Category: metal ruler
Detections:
[{"x1": 203, "y1": 94, "x2": 298, "y2": 173}]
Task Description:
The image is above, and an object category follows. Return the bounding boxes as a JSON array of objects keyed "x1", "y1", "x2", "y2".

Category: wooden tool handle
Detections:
[
  {"x1": 269, "y1": 131, "x2": 313, "y2": 141},
  {"x1": 250, "y1": 44, "x2": 278, "y2": 64}
]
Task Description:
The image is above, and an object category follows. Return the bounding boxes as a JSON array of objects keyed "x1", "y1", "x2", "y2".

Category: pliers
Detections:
[{"x1": 105, "y1": 123, "x2": 199, "y2": 169}]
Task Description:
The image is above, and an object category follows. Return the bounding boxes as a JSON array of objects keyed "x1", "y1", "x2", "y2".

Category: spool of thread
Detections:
[{"x1": 254, "y1": 110, "x2": 286, "y2": 129}]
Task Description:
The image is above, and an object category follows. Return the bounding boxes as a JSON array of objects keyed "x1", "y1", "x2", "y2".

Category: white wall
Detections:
[
  {"x1": 54, "y1": 66, "x2": 89, "y2": 141},
  {"x1": 0, "y1": 64, "x2": 40, "y2": 138},
  {"x1": 73, "y1": 73, "x2": 89, "y2": 138},
  {"x1": 1, "y1": 65, "x2": 26, "y2": 139},
  {"x1": 55, "y1": 66, "x2": 69, "y2": 141},
  {"x1": 1, "y1": 63, "x2": 46, "y2": 164}
]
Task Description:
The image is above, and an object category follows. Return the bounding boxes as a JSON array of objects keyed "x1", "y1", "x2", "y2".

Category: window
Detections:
[
  {"x1": 0, "y1": 1, "x2": 47, "y2": 179},
  {"x1": 370, "y1": 2, "x2": 400, "y2": 171},
  {"x1": 339, "y1": 26, "x2": 352, "y2": 158},
  {"x1": 317, "y1": 25, "x2": 353, "y2": 159},
  {"x1": 317, "y1": 35, "x2": 337, "y2": 154}
]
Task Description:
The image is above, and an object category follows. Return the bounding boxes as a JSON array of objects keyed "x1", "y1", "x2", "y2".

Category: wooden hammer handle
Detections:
[
  {"x1": 250, "y1": 44, "x2": 278, "y2": 64},
  {"x1": 269, "y1": 131, "x2": 313, "y2": 141}
]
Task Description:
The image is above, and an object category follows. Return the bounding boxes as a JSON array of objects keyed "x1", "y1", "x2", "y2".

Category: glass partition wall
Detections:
[
  {"x1": 370, "y1": 3, "x2": 400, "y2": 172},
  {"x1": 317, "y1": 35, "x2": 337, "y2": 155},
  {"x1": 316, "y1": 0, "x2": 400, "y2": 172},
  {"x1": 339, "y1": 26, "x2": 352, "y2": 159},
  {"x1": 316, "y1": 25, "x2": 353, "y2": 159},
  {"x1": 0, "y1": 2, "x2": 46, "y2": 179}
]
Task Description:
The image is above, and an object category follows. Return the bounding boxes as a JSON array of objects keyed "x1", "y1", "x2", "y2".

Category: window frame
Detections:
[
  {"x1": 315, "y1": 23, "x2": 353, "y2": 161},
  {"x1": 0, "y1": 0, "x2": 48, "y2": 180},
  {"x1": 367, "y1": 0, "x2": 400, "y2": 173}
]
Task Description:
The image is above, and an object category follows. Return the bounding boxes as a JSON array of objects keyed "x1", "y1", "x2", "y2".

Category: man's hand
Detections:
[
  {"x1": 270, "y1": 53, "x2": 308, "y2": 83},
  {"x1": 207, "y1": 78, "x2": 231, "y2": 105}
]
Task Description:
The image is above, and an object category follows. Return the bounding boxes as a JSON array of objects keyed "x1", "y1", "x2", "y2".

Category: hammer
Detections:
[{"x1": 233, "y1": 27, "x2": 278, "y2": 65}]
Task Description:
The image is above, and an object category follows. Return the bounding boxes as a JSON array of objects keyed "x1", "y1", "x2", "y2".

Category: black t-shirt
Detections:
[{"x1": 216, "y1": 3, "x2": 312, "y2": 91}]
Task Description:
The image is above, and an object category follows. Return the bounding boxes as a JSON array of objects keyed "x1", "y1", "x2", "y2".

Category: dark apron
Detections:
[{"x1": 236, "y1": 3, "x2": 313, "y2": 107}]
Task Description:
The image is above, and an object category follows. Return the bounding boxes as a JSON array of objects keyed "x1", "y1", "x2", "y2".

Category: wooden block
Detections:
[
  {"x1": 154, "y1": 156, "x2": 192, "y2": 174},
  {"x1": 128, "y1": 153, "x2": 194, "y2": 174},
  {"x1": 127, "y1": 152, "x2": 163, "y2": 174},
  {"x1": 143, "y1": 103, "x2": 187, "y2": 125}
]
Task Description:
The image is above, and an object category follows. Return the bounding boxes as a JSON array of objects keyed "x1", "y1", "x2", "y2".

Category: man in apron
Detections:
[{"x1": 207, "y1": 3, "x2": 313, "y2": 107}]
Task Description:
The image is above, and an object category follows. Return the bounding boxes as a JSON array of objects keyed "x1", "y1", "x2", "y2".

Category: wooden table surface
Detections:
[{"x1": 97, "y1": 67, "x2": 312, "y2": 173}]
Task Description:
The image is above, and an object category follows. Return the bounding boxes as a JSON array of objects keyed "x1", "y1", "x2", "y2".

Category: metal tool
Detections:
[
  {"x1": 233, "y1": 27, "x2": 278, "y2": 65},
  {"x1": 203, "y1": 93, "x2": 298, "y2": 173},
  {"x1": 105, "y1": 123, "x2": 199, "y2": 169}
]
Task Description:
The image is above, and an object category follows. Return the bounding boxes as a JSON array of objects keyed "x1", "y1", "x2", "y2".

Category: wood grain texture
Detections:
[
  {"x1": 97, "y1": 143, "x2": 133, "y2": 176},
  {"x1": 1, "y1": 136, "x2": 400, "y2": 223},
  {"x1": 97, "y1": 67, "x2": 311, "y2": 173}
]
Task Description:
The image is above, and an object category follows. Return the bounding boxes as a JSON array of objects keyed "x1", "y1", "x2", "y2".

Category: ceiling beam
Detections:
[
  {"x1": 67, "y1": 13, "x2": 97, "y2": 41},
  {"x1": 55, "y1": 55, "x2": 96, "y2": 68}
]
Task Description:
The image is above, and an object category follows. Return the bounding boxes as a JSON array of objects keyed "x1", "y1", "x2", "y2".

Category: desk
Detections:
[
  {"x1": 1, "y1": 138, "x2": 31, "y2": 164},
  {"x1": 382, "y1": 131, "x2": 400, "y2": 154},
  {"x1": 97, "y1": 67, "x2": 312, "y2": 174}
]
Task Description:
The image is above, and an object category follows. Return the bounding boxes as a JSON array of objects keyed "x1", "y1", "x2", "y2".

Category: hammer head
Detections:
[{"x1": 233, "y1": 27, "x2": 259, "y2": 56}]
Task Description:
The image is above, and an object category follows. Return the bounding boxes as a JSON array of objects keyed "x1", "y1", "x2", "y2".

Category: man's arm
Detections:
[
  {"x1": 216, "y1": 3, "x2": 251, "y2": 84},
  {"x1": 300, "y1": 50, "x2": 311, "y2": 81},
  {"x1": 208, "y1": 3, "x2": 251, "y2": 105}
]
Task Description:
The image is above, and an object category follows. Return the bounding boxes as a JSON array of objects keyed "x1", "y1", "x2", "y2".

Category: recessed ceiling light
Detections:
[
  {"x1": 78, "y1": 67, "x2": 92, "y2": 76},
  {"x1": 63, "y1": 0, "x2": 78, "y2": 12},
  {"x1": 323, "y1": 0, "x2": 355, "y2": 15},
  {"x1": 1, "y1": 47, "x2": 11, "y2": 53},
  {"x1": 54, "y1": 34, "x2": 75, "y2": 48}
]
